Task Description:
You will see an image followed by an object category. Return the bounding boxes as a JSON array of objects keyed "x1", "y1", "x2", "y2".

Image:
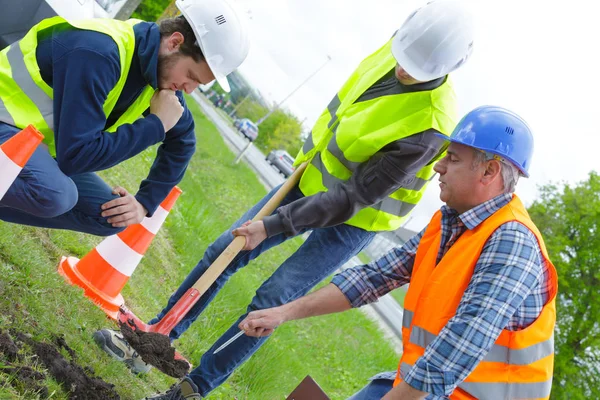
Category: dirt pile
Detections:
[
  {"x1": 0, "y1": 330, "x2": 120, "y2": 399},
  {"x1": 119, "y1": 322, "x2": 189, "y2": 378}
]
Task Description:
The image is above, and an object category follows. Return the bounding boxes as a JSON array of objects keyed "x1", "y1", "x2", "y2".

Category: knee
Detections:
[
  {"x1": 85, "y1": 222, "x2": 126, "y2": 237},
  {"x1": 248, "y1": 288, "x2": 284, "y2": 312},
  {"x1": 31, "y1": 179, "x2": 78, "y2": 218}
]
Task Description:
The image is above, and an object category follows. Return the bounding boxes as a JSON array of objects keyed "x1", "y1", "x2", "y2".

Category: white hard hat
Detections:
[
  {"x1": 392, "y1": 0, "x2": 474, "y2": 82},
  {"x1": 176, "y1": 0, "x2": 249, "y2": 92}
]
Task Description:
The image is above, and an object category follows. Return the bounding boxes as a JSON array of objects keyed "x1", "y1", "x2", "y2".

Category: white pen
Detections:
[{"x1": 213, "y1": 330, "x2": 245, "y2": 354}]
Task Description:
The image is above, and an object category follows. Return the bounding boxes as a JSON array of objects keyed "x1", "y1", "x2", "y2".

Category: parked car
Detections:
[
  {"x1": 266, "y1": 150, "x2": 295, "y2": 178},
  {"x1": 236, "y1": 118, "x2": 259, "y2": 141}
]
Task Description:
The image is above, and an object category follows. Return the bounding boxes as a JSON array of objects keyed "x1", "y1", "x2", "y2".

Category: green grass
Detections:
[{"x1": 0, "y1": 96, "x2": 398, "y2": 399}]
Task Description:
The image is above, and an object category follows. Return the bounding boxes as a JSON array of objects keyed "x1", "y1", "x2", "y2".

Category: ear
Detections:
[
  {"x1": 481, "y1": 159, "x2": 502, "y2": 186},
  {"x1": 166, "y1": 32, "x2": 185, "y2": 52}
]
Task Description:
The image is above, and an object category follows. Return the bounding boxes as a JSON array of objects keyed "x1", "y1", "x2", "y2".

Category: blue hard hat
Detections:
[{"x1": 436, "y1": 106, "x2": 534, "y2": 177}]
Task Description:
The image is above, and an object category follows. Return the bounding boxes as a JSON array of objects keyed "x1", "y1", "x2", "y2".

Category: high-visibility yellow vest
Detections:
[
  {"x1": 396, "y1": 195, "x2": 557, "y2": 399},
  {"x1": 0, "y1": 17, "x2": 155, "y2": 156},
  {"x1": 294, "y1": 39, "x2": 458, "y2": 231}
]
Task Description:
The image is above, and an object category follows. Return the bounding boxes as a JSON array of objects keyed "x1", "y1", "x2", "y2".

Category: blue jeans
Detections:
[
  {"x1": 148, "y1": 184, "x2": 376, "y2": 396},
  {"x1": 0, "y1": 123, "x2": 122, "y2": 236},
  {"x1": 347, "y1": 375, "x2": 394, "y2": 399}
]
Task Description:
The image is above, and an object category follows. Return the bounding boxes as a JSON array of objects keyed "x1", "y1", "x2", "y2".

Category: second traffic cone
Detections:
[
  {"x1": 58, "y1": 186, "x2": 183, "y2": 319},
  {"x1": 0, "y1": 125, "x2": 44, "y2": 200}
]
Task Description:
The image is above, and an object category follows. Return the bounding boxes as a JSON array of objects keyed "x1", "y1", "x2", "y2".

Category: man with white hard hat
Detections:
[
  {"x1": 98, "y1": 1, "x2": 475, "y2": 398},
  {"x1": 0, "y1": 0, "x2": 248, "y2": 235}
]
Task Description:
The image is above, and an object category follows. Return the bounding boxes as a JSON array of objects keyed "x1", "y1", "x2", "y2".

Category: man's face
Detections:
[
  {"x1": 394, "y1": 64, "x2": 422, "y2": 85},
  {"x1": 433, "y1": 142, "x2": 485, "y2": 213},
  {"x1": 157, "y1": 52, "x2": 215, "y2": 94}
]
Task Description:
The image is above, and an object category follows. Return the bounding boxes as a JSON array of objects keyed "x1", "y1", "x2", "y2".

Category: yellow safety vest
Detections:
[
  {"x1": 295, "y1": 39, "x2": 458, "y2": 231},
  {"x1": 0, "y1": 17, "x2": 155, "y2": 156}
]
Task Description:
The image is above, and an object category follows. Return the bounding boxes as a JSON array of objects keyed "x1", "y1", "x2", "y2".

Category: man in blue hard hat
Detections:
[{"x1": 240, "y1": 106, "x2": 557, "y2": 400}]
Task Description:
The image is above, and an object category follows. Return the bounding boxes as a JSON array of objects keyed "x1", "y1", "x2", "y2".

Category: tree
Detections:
[
  {"x1": 528, "y1": 171, "x2": 600, "y2": 399},
  {"x1": 132, "y1": 0, "x2": 174, "y2": 21}
]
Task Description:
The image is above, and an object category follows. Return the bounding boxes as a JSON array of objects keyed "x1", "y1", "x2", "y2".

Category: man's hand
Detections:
[
  {"x1": 150, "y1": 89, "x2": 184, "y2": 132},
  {"x1": 239, "y1": 307, "x2": 287, "y2": 337},
  {"x1": 232, "y1": 220, "x2": 267, "y2": 250},
  {"x1": 101, "y1": 186, "x2": 148, "y2": 228}
]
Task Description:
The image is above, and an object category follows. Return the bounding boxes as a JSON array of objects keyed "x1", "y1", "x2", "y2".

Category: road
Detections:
[
  {"x1": 192, "y1": 91, "x2": 404, "y2": 350},
  {"x1": 192, "y1": 92, "x2": 286, "y2": 187}
]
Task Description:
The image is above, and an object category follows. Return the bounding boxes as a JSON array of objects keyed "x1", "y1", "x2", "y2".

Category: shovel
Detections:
[{"x1": 116, "y1": 162, "x2": 308, "y2": 369}]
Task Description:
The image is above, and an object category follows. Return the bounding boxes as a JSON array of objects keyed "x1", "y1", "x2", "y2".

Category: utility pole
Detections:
[
  {"x1": 228, "y1": 94, "x2": 252, "y2": 117},
  {"x1": 157, "y1": 0, "x2": 179, "y2": 22},
  {"x1": 114, "y1": 0, "x2": 143, "y2": 20},
  {"x1": 255, "y1": 55, "x2": 331, "y2": 126}
]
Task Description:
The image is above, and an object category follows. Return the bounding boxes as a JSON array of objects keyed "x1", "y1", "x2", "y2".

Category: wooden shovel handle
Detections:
[{"x1": 191, "y1": 162, "x2": 308, "y2": 294}]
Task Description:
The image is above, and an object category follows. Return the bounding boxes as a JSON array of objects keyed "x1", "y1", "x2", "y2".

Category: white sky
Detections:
[{"x1": 233, "y1": 0, "x2": 600, "y2": 231}]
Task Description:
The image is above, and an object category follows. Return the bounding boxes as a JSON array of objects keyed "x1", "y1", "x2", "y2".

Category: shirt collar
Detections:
[{"x1": 440, "y1": 193, "x2": 513, "y2": 230}]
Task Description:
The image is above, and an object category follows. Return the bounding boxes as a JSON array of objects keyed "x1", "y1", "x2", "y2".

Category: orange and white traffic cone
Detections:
[
  {"x1": 0, "y1": 125, "x2": 44, "y2": 201},
  {"x1": 58, "y1": 186, "x2": 183, "y2": 319}
]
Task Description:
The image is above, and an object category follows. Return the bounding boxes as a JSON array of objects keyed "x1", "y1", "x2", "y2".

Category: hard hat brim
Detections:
[
  {"x1": 212, "y1": 71, "x2": 230, "y2": 92},
  {"x1": 434, "y1": 132, "x2": 530, "y2": 178}
]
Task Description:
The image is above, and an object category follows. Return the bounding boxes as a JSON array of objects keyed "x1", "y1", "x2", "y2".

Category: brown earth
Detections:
[
  {"x1": 119, "y1": 322, "x2": 189, "y2": 378},
  {"x1": 0, "y1": 330, "x2": 120, "y2": 399}
]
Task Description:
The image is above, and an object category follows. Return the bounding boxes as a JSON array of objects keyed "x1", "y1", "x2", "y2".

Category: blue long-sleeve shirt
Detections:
[
  {"x1": 35, "y1": 21, "x2": 196, "y2": 215},
  {"x1": 332, "y1": 194, "x2": 552, "y2": 398}
]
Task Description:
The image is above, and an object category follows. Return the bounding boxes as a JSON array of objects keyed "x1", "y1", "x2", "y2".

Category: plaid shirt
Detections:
[{"x1": 331, "y1": 194, "x2": 551, "y2": 399}]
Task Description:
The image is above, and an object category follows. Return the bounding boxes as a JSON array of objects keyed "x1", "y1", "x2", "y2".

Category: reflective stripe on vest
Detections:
[
  {"x1": 409, "y1": 324, "x2": 554, "y2": 365},
  {"x1": 402, "y1": 309, "x2": 413, "y2": 328},
  {"x1": 311, "y1": 152, "x2": 424, "y2": 217},
  {"x1": 0, "y1": 17, "x2": 154, "y2": 156},
  {"x1": 301, "y1": 93, "x2": 341, "y2": 156},
  {"x1": 294, "y1": 39, "x2": 457, "y2": 232},
  {"x1": 0, "y1": 98, "x2": 15, "y2": 126},
  {"x1": 398, "y1": 362, "x2": 552, "y2": 400},
  {"x1": 460, "y1": 380, "x2": 552, "y2": 400},
  {"x1": 3, "y1": 43, "x2": 54, "y2": 130},
  {"x1": 404, "y1": 310, "x2": 554, "y2": 365}
]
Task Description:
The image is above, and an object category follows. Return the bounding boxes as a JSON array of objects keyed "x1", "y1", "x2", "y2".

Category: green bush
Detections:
[{"x1": 132, "y1": 0, "x2": 173, "y2": 21}]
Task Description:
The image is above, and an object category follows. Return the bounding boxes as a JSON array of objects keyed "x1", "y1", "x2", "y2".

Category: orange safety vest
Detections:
[{"x1": 395, "y1": 195, "x2": 557, "y2": 399}]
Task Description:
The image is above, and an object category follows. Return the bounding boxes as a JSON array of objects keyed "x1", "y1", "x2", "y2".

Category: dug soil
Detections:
[
  {"x1": 119, "y1": 322, "x2": 189, "y2": 378},
  {"x1": 0, "y1": 330, "x2": 120, "y2": 399}
]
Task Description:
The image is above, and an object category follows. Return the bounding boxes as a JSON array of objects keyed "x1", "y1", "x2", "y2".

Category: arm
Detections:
[
  {"x1": 239, "y1": 229, "x2": 424, "y2": 336},
  {"x1": 240, "y1": 283, "x2": 352, "y2": 336},
  {"x1": 99, "y1": 94, "x2": 193, "y2": 225},
  {"x1": 53, "y1": 45, "x2": 165, "y2": 176},
  {"x1": 134, "y1": 91, "x2": 196, "y2": 216},
  {"x1": 402, "y1": 222, "x2": 546, "y2": 398},
  {"x1": 233, "y1": 130, "x2": 444, "y2": 249},
  {"x1": 263, "y1": 129, "x2": 446, "y2": 236}
]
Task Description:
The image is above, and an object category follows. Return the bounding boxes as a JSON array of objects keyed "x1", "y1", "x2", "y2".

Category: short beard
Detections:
[{"x1": 157, "y1": 53, "x2": 182, "y2": 89}]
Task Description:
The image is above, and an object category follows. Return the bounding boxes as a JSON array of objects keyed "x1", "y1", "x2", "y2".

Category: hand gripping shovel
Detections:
[{"x1": 116, "y1": 162, "x2": 308, "y2": 377}]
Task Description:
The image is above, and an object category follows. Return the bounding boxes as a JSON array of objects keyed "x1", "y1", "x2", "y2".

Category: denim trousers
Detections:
[
  {"x1": 148, "y1": 184, "x2": 376, "y2": 396},
  {"x1": 0, "y1": 123, "x2": 122, "y2": 236},
  {"x1": 346, "y1": 375, "x2": 395, "y2": 399}
]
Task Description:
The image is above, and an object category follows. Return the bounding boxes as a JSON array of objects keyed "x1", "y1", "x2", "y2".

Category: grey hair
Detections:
[{"x1": 472, "y1": 150, "x2": 520, "y2": 193}]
